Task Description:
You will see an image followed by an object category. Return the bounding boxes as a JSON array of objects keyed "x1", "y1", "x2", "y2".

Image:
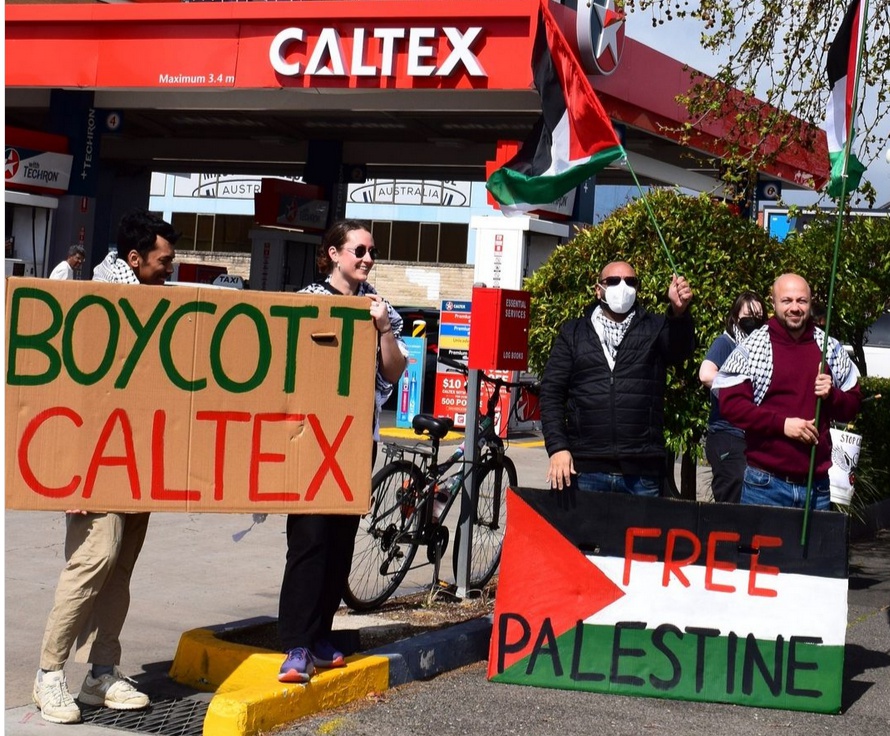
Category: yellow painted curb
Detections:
[
  {"x1": 170, "y1": 627, "x2": 390, "y2": 736},
  {"x1": 379, "y1": 427, "x2": 463, "y2": 442},
  {"x1": 510, "y1": 439, "x2": 545, "y2": 448}
]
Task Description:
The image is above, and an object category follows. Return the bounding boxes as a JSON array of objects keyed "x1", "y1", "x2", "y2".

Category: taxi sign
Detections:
[{"x1": 212, "y1": 274, "x2": 244, "y2": 289}]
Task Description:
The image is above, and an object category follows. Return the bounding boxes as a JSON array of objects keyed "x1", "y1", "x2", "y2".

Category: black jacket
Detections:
[{"x1": 539, "y1": 301, "x2": 695, "y2": 476}]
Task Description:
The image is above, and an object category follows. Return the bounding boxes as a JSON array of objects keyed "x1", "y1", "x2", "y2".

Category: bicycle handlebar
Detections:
[
  {"x1": 437, "y1": 355, "x2": 530, "y2": 390},
  {"x1": 438, "y1": 355, "x2": 469, "y2": 373}
]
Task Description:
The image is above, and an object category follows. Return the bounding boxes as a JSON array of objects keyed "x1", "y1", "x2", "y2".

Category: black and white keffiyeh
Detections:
[
  {"x1": 92, "y1": 252, "x2": 140, "y2": 285},
  {"x1": 712, "y1": 324, "x2": 857, "y2": 404},
  {"x1": 594, "y1": 307, "x2": 635, "y2": 359}
]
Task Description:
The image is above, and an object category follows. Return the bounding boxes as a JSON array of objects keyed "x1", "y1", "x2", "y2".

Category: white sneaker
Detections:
[
  {"x1": 33, "y1": 670, "x2": 81, "y2": 724},
  {"x1": 78, "y1": 667, "x2": 150, "y2": 710}
]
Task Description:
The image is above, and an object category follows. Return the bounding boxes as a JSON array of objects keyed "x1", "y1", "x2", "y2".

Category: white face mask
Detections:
[{"x1": 602, "y1": 281, "x2": 637, "y2": 315}]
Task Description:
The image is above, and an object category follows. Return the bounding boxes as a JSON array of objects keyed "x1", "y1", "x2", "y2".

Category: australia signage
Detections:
[
  {"x1": 5, "y1": 280, "x2": 377, "y2": 514},
  {"x1": 490, "y1": 488, "x2": 848, "y2": 713}
]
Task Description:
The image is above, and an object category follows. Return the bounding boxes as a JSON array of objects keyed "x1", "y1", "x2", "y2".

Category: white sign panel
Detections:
[
  {"x1": 348, "y1": 179, "x2": 471, "y2": 207},
  {"x1": 5, "y1": 148, "x2": 73, "y2": 193},
  {"x1": 473, "y1": 228, "x2": 525, "y2": 290}
]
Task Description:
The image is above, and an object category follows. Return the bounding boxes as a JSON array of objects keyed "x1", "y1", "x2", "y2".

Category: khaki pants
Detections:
[{"x1": 39, "y1": 512, "x2": 150, "y2": 671}]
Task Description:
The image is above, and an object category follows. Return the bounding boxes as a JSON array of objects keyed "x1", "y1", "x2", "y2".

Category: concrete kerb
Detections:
[{"x1": 168, "y1": 615, "x2": 493, "y2": 736}]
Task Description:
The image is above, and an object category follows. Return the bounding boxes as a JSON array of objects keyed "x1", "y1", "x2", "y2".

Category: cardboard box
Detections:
[{"x1": 5, "y1": 278, "x2": 376, "y2": 513}]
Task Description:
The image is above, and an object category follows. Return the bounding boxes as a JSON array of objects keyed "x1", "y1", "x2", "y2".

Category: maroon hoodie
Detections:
[{"x1": 719, "y1": 318, "x2": 861, "y2": 481}]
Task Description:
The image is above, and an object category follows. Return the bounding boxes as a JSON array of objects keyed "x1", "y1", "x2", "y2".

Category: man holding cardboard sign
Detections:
[{"x1": 33, "y1": 210, "x2": 179, "y2": 724}]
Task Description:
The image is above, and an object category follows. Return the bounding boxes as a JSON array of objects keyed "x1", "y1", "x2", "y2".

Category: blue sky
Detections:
[{"x1": 626, "y1": 9, "x2": 890, "y2": 208}]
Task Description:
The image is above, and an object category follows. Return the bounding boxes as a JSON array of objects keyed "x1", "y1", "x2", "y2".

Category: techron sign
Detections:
[{"x1": 268, "y1": 26, "x2": 487, "y2": 78}]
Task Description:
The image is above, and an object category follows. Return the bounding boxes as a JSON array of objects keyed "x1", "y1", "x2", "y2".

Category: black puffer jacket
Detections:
[{"x1": 540, "y1": 302, "x2": 695, "y2": 476}]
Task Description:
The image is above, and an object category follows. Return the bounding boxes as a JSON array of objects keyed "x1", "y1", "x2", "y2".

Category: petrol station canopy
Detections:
[{"x1": 5, "y1": 0, "x2": 829, "y2": 194}]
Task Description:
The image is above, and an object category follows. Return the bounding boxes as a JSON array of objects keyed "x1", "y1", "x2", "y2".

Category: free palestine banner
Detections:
[{"x1": 489, "y1": 488, "x2": 848, "y2": 713}]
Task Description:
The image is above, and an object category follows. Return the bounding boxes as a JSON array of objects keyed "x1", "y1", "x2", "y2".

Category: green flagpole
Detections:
[
  {"x1": 801, "y1": 0, "x2": 870, "y2": 546},
  {"x1": 622, "y1": 151, "x2": 681, "y2": 274}
]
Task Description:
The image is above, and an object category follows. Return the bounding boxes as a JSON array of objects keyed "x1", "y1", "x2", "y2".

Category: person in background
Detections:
[
  {"x1": 33, "y1": 209, "x2": 178, "y2": 725},
  {"x1": 714, "y1": 273, "x2": 861, "y2": 509},
  {"x1": 48, "y1": 244, "x2": 86, "y2": 280},
  {"x1": 699, "y1": 291, "x2": 768, "y2": 503},
  {"x1": 277, "y1": 219, "x2": 408, "y2": 684},
  {"x1": 540, "y1": 260, "x2": 695, "y2": 496}
]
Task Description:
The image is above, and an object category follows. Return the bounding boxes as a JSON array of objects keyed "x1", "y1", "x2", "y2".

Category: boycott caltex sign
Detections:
[
  {"x1": 5, "y1": 279, "x2": 377, "y2": 514},
  {"x1": 490, "y1": 488, "x2": 848, "y2": 713}
]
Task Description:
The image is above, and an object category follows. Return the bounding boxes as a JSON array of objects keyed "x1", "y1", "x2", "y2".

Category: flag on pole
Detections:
[
  {"x1": 486, "y1": 0, "x2": 625, "y2": 216},
  {"x1": 824, "y1": 0, "x2": 867, "y2": 199}
]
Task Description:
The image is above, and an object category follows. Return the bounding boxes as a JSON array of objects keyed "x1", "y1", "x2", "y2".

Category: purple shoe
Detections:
[
  {"x1": 311, "y1": 639, "x2": 346, "y2": 668},
  {"x1": 278, "y1": 647, "x2": 314, "y2": 683}
]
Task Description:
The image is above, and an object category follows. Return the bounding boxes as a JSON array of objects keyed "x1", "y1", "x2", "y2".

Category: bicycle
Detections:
[{"x1": 344, "y1": 356, "x2": 529, "y2": 611}]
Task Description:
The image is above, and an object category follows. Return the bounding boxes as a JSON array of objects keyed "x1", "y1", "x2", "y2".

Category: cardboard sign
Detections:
[
  {"x1": 490, "y1": 489, "x2": 848, "y2": 714},
  {"x1": 5, "y1": 278, "x2": 377, "y2": 514}
]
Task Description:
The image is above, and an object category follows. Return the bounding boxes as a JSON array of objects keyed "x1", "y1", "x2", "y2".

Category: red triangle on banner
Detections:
[{"x1": 489, "y1": 490, "x2": 626, "y2": 674}]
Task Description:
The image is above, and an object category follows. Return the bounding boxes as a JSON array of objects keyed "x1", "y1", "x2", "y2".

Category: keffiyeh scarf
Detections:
[
  {"x1": 594, "y1": 307, "x2": 635, "y2": 359},
  {"x1": 713, "y1": 324, "x2": 857, "y2": 405},
  {"x1": 92, "y1": 253, "x2": 140, "y2": 285}
]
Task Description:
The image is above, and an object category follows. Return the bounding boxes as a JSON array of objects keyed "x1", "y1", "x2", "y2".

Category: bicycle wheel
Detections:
[
  {"x1": 453, "y1": 455, "x2": 516, "y2": 590},
  {"x1": 344, "y1": 460, "x2": 424, "y2": 611}
]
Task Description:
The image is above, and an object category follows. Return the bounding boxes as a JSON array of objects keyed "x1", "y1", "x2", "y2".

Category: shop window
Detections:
[
  {"x1": 195, "y1": 214, "x2": 215, "y2": 251},
  {"x1": 388, "y1": 221, "x2": 417, "y2": 261},
  {"x1": 370, "y1": 221, "x2": 392, "y2": 260},
  {"x1": 171, "y1": 213, "x2": 197, "y2": 251},
  {"x1": 365, "y1": 220, "x2": 468, "y2": 265},
  {"x1": 439, "y1": 223, "x2": 468, "y2": 264},
  {"x1": 170, "y1": 213, "x2": 253, "y2": 253},
  {"x1": 419, "y1": 223, "x2": 439, "y2": 262}
]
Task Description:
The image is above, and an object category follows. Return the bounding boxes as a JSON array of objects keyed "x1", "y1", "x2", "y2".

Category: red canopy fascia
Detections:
[{"x1": 5, "y1": 1, "x2": 828, "y2": 188}]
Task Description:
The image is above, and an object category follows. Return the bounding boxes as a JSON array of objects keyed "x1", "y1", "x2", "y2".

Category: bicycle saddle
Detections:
[{"x1": 412, "y1": 414, "x2": 454, "y2": 439}]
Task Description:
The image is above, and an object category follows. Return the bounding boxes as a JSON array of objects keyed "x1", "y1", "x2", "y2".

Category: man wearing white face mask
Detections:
[{"x1": 540, "y1": 261, "x2": 694, "y2": 496}]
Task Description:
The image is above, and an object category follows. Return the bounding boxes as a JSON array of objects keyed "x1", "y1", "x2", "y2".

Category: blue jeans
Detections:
[
  {"x1": 741, "y1": 466, "x2": 830, "y2": 510},
  {"x1": 575, "y1": 472, "x2": 662, "y2": 497}
]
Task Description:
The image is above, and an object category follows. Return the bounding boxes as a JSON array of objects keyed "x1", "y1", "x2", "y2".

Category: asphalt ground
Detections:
[
  {"x1": 5, "y1": 414, "x2": 889, "y2": 735},
  {"x1": 3, "y1": 414, "x2": 548, "y2": 734},
  {"x1": 259, "y1": 531, "x2": 890, "y2": 736}
]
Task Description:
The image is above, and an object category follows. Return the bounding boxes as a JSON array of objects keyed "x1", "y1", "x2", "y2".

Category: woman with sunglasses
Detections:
[
  {"x1": 699, "y1": 290, "x2": 768, "y2": 503},
  {"x1": 277, "y1": 219, "x2": 407, "y2": 684}
]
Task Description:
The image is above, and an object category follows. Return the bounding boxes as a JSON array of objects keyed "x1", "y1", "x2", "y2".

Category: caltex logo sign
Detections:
[
  {"x1": 6, "y1": 148, "x2": 21, "y2": 180},
  {"x1": 4, "y1": 147, "x2": 74, "y2": 193},
  {"x1": 577, "y1": 0, "x2": 626, "y2": 76}
]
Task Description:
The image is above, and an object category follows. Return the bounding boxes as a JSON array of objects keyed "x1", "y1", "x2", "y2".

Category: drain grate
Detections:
[{"x1": 80, "y1": 698, "x2": 208, "y2": 736}]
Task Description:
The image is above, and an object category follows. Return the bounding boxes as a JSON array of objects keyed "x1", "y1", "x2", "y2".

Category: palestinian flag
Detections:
[
  {"x1": 489, "y1": 488, "x2": 848, "y2": 713},
  {"x1": 485, "y1": 0, "x2": 625, "y2": 216},
  {"x1": 824, "y1": 0, "x2": 867, "y2": 199}
]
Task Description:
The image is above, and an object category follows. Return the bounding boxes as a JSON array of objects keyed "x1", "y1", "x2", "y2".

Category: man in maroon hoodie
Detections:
[{"x1": 713, "y1": 273, "x2": 861, "y2": 510}]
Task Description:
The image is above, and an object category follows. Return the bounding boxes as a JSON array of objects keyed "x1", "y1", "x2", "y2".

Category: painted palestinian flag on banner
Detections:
[
  {"x1": 489, "y1": 488, "x2": 848, "y2": 713},
  {"x1": 824, "y1": 0, "x2": 867, "y2": 198},
  {"x1": 485, "y1": 0, "x2": 625, "y2": 216}
]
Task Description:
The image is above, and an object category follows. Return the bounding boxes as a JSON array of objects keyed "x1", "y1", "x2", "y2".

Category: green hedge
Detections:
[{"x1": 845, "y1": 376, "x2": 890, "y2": 515}]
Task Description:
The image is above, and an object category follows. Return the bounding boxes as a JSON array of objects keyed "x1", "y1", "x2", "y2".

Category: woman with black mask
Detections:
[{"x1": 698, "y1": 291, "x2": 768, "y2": 503}]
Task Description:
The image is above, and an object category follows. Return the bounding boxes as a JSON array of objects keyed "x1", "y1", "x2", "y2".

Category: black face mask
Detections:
[{"x1": 738, "y1": 317, "x2": 764, "y2": 335}]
